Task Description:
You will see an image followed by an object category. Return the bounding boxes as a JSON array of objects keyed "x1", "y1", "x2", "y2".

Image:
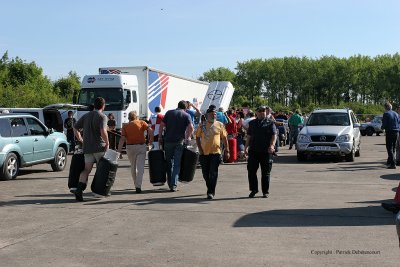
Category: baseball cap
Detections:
[{"x1": 256, "y1": 106, "x2": 268, "y2": 112}]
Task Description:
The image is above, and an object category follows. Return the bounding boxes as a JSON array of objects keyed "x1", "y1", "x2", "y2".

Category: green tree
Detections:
[{"x1": 53, "y1": 71, "x2": 81, "y2": 102}]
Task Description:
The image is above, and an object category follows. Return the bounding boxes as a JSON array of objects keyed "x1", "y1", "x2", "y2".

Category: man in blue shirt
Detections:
[
  {"x1": 381, "y1": 102, "x2": 400, "y2": 169},
  {"x1": 159, "y1": 101, "x2": 194, "y2": 191}
]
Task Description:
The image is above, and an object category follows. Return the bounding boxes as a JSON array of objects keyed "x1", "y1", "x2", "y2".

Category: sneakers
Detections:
[
  {"x1": 263, "y1": 193, "x2": 269, "y2": 198},
  {"x1": 249, "y1": 191, "x2": 258, "y2": 198},
  {"x1": 169, "y1": 186, "x2": 177, "y2": 192},
  {"x1": 69, "y1": 187, "x2": 77, "y2": 194},
  {"x1": 207, "y1": 193, "x2": 214, "y2": 200},
  {"x1": 289, "y1": 146, "x2": 293, "y2": 150},
  {"x1": 135, "y1": 188, "x2": 142, "y2": 193},
  {"x1": 387, "y1": 165, "x2": 396, "y2": 169}
]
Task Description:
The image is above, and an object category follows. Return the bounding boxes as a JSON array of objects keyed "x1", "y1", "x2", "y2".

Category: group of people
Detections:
[{"x1": 69, "y1": 97, "x2": 278, "y2": 201}]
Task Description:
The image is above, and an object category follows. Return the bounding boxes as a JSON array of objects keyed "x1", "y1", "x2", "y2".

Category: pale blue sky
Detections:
[{"x1": 1, "y1": 0, "x2": 399, "y2": 81}]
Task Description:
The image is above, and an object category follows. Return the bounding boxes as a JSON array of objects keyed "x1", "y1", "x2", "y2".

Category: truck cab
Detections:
[{"x1": 76, "y1": 75, "x2": 139, "y2": 130}]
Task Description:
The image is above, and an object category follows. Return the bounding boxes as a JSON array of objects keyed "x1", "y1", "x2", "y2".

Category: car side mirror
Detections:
[{"x1": 353, "y1": 123, "x2": 360, "y2": 128}]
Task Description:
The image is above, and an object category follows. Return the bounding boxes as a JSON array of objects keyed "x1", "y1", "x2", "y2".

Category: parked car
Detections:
[
  {"x1": 360, "y1": 115, "x2": 383, "y2": 136},
  {"x1": 0, "y1": 114, "x2": 69, "y2": 180},
  {"x1": 296, "y1": 109, "x2": 361, "y2": 162}
]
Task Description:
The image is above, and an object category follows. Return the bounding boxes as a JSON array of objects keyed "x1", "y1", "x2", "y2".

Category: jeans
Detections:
[
  {"x1": 289, "y1": 126, "x2": 299, "y2": 147},
  {"x1": 247, "y1": 151, "x2": 273, "y2": 194},
  {"x1": 386, "y1": 131, "x2": 398, "y2": 166},
  {"x1": 199, "y1": 154, "x2": 221, "y2": 195},
  {"x1": 164, "y1": 142, "x2": 184, "y2": 188}
]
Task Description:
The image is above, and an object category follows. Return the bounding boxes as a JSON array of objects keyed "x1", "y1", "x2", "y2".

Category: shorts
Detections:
[{"x1": 84, "y1": 152, "x2": 105, "y2": 163}]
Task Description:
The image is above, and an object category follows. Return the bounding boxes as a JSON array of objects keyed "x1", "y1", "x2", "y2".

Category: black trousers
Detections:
[
  {"x1": 386, "y1": 131, "x2": 398, "y2": 166},
  {"x1": 247, "y1": 151, "x2": 273, "y2": 194},
  {"x1": 199, "y1": 154, "x2": 221, "y2": 195},
  {"x1": 66, "y1": 130, "x2": 75, "y2": 151}
]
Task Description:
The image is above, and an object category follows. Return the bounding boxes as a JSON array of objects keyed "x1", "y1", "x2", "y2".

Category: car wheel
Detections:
[
  {"x1": 360, "y1": 131, "x2": 366, "y2": 136},
  {"x1": 51, "y1": 147, "x2": 67, "y2": 172},
  {"x1": 355, "y1": 146, "x2": 360, "y2": 157},
  {"x1": 1, "y1": 153, "x2": 19, "y2": 180},
  {"x1": 345, "y1": 147, "x2": 355, "y2": 162},
  {"x1": 366, "y1": 127, "x2": 374, "y2": 136},
  {"x1": 297, "y1": 151, "x2": 307, "y2": 162}
]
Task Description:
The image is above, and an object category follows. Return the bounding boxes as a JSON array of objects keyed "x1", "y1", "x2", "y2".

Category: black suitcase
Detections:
[
  {"x1": 148, "y1": 149, "x2": 166, "y2": 186},
  {"x1": 91, "y1": 157, "x2": 118, "y2": 196},
  {"x1": 179, "y1": 147, "x2": 199, "y2": 183},
  {"x1": 68, "y1": 153, "x2": 85, "y2": 190}
]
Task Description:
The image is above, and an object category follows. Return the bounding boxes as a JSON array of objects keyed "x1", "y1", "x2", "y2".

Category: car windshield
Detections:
[
  {"x1": 77, "y1": 88, "x2": 123, "y2": 111},
  {"x1": 306, "y1": 112, "x2": 350, "y2": 126}
]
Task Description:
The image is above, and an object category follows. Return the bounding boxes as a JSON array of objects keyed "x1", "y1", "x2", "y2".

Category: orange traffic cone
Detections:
[{"x1": 394, "y1": 182, "x2": 400, "y2": 204}]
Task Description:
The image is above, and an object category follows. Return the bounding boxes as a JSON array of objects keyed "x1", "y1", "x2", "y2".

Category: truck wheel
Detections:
[
  {"x1": 366, "y1": 127, "x2": 374, "y2": 136},
  {"x1": 1, "y1": 153, "x2": 19, "y2": 180},
  {"x1": 51, "y1": 147, "x2": 67, "y2": 172}
]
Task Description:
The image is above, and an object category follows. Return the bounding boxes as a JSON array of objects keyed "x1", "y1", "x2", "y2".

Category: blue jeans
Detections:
[{"x1": 164, "y1": 142, "x2": 184, "y2": 188}]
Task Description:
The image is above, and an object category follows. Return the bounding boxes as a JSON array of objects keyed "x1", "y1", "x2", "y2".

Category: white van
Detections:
[{"x1": 0, "y1": 104, "x2": 85, "y2": 133}]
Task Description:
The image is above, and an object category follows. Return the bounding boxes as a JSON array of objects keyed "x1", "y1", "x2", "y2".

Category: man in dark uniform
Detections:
[{"x1": 245, "y1": 106, "x2": 277, "y2": 198}]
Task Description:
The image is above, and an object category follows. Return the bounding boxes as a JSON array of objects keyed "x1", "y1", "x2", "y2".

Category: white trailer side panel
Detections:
[{"x1": 99, "y1": 66, "x2": 209, "y2": 118}]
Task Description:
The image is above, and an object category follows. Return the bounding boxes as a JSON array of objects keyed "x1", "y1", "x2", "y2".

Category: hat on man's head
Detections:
[{"x1": 256, "y1": 106, "x2": 268, "y2": 112}]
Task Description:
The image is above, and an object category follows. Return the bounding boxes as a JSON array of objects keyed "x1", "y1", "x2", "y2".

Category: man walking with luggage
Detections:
[
  {"x1": 381, "y1": 102, "x2": 400, "y2": 169},
  {"x1": 196, "y1": 107, "x2": 229, "y2": 199},
  {"x1": 159, "y1": 101, "x2": 194, "y2": 192},
  {"x1": 245, "y1": 106, "x2": 277, "y2": 198},
  {"x1": 73, "y1": 97, "x2": 109, "y2": 201}
]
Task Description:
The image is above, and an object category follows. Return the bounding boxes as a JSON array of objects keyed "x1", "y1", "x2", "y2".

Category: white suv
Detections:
[{"x1": 296, "y1": 109, "x2": 361, "y2": 162}]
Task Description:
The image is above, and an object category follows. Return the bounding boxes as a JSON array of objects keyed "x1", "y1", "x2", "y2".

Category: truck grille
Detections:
[{"x1": 310, "y1": 135, "x2": 336, "y2": 142}]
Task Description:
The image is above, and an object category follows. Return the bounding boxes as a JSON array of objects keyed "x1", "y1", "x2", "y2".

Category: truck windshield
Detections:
[{"x1": 78, "y1": 88, "x2": 123, "y2": 111}]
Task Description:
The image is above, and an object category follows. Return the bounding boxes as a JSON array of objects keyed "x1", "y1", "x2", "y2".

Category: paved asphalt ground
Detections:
[{"x1": 0, "y1": 136, "x2": 399, "y2": 266}]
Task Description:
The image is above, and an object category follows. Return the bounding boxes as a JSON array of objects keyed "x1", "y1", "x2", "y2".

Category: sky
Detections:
[{"x1": 1, "y1": 0, "x2": 399, "y2": 81}]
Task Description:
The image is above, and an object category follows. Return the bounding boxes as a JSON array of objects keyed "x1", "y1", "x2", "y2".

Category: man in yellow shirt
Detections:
[{"x1": 196, "y1": 107, "x2": 229, "y2": 199}]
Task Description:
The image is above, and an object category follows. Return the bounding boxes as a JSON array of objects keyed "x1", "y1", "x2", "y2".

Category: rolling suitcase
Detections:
[
  {"x1": 68, "y1": 152, "x2": 85, "y2": 190},
  {"x1": 148, "y1": 149, "x2": 167, "y2": 186},
  {"x1": 179, "y1": 147, "x2": 199, "y2": 183},
  {"x1": 91, "y1": 157, "x2": 118, "y2": 196}
]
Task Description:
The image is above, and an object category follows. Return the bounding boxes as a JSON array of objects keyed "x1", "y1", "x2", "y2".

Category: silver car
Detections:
[
  {"x1": 360, "y1": 115, "x2": 383, "y2": 136},
  {"x1": 296, "y1": 109, "x2": 361, "y2": 162}
]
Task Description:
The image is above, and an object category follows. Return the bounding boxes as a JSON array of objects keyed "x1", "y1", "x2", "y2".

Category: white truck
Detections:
[{"x1": 76, "y1": 66, "x2": 234, "y2": 130}]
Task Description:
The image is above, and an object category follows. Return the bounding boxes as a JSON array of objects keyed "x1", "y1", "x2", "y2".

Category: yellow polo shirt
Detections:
[{"x1": 195, "y1": 121, "x2": 227, "y2": 155}]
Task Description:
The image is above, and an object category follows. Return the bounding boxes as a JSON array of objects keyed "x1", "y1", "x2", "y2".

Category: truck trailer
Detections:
[{"x1": 76, "y1": 66, "x2": 234, "y2": 130}]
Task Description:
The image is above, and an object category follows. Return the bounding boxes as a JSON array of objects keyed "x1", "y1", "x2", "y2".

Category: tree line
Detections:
[
  {"x1": 1, "y1": 51, "x2": 399, "y2": 115},
  {"x1": 200, "y1": 54, "x2": 400, "y2": 115},
  {"x1": 0, "y1": 52, "x2": 80, "y2": 108}
]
